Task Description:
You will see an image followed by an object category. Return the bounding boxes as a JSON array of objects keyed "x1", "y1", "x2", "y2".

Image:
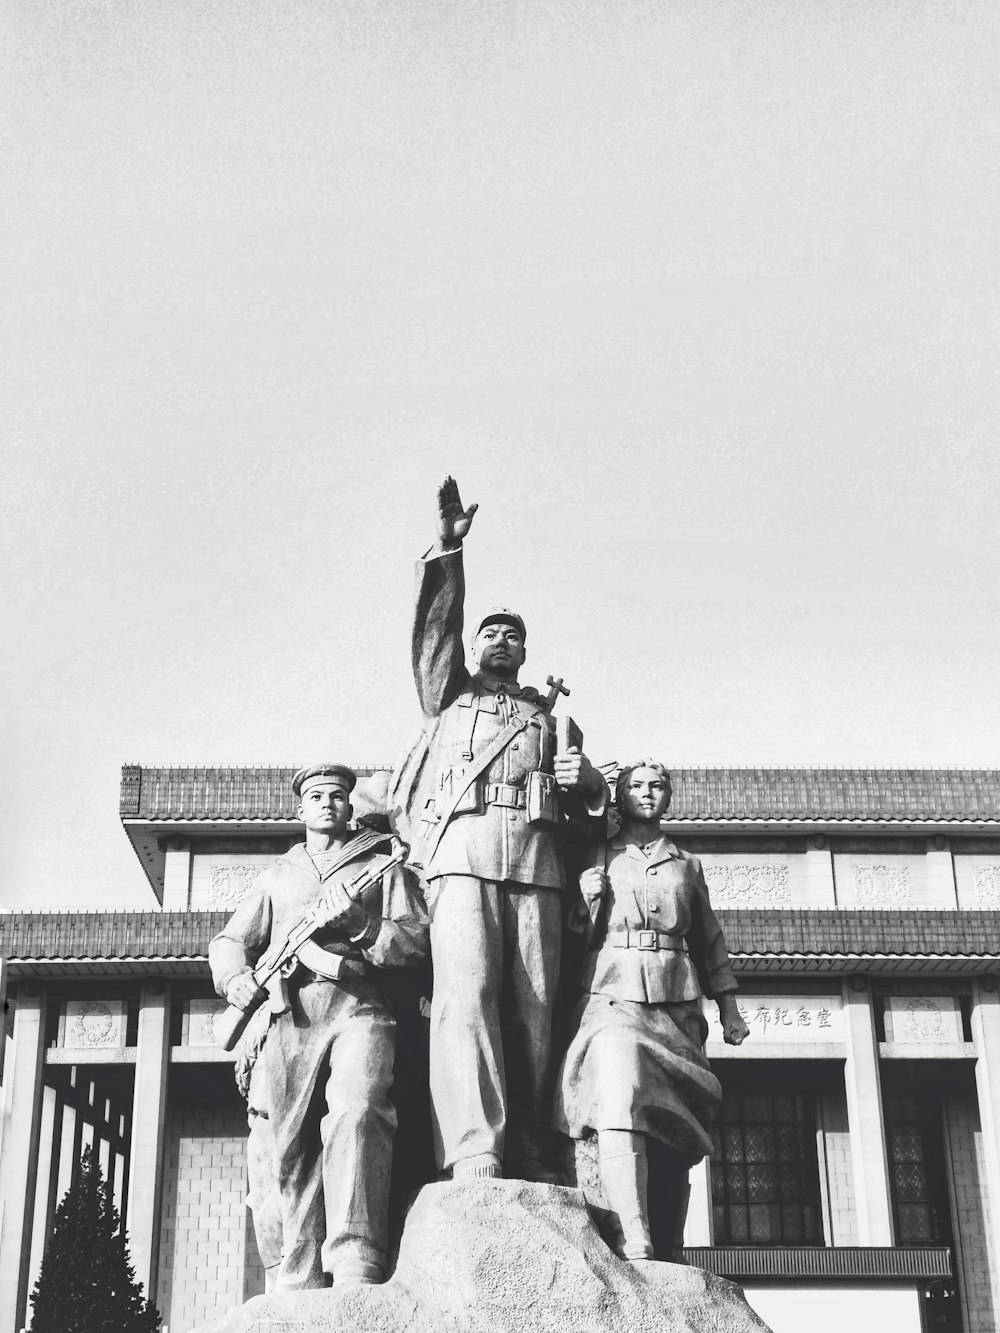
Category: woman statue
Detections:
[{"x1": 555, "y1": 760, "x2": 749, "y2": 1263}]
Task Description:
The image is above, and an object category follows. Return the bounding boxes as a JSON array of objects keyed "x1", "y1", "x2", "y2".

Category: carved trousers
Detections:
[
  {"x1": 426, "y1": 876, "x2": 562, "y2": 1171},
  {"x1": 260, "y1": 975, "x2": 397, "y2": 1288}
]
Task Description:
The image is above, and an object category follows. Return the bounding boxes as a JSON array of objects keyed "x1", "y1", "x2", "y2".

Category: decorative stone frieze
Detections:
[
  {"x1": 703, "y1": 863, "x2": 792, "y2": 908},
  {"x1": 852, "y1": 862, "x2": 912, "y2": 908},
  {"x1": 209, "y1": 864, "x2": 264, "y2": 907},
  {"x1": 973, "y1": 865, "x2": 1000, "y2": 909}
]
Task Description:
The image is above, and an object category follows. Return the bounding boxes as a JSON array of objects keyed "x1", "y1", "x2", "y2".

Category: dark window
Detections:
[
  {"x1": 710, "y1": 1094, "x2": 824, "y2": 1245},
  {"x1": 884, "y1": 1096, "x2": 953, "y2": 1247}
]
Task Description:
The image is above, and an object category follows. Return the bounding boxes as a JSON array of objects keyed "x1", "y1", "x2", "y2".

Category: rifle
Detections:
[{"x1": 215, "y1": 833, "x2": 409, "y2": 1052}]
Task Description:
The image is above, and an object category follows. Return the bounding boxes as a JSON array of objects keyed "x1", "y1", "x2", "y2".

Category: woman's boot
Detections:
[{"x1": 599, "y1": 1132, "x2": 654, "y2": 1262}]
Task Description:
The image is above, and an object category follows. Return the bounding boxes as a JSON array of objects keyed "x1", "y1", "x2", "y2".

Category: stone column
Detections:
[
  {"x1": 805, "y1": 835, "x2": 836, "y2": 907},
  {"x1": 0, "y1": 986, "x2": 48, "y2": 1333},
  {"x1": 842, "y1": 978, "x2": 893, "y2": 1244},
  {"x1": 926, "y1": 835, "x2": 957, "y2": 907},
  {"x1": 683, "y1": 1156, "x2": 713, "y2": 1245},
  {"x1": 162, "y1": 837, "x2": 191, "y2": 910},
  {"x1": 25, "y1": 1086, "x2": 59, "y2": 1309},
  {"x1": 971, "y1": 979, "x2": 1000, "y2": 1303},
  {"x1": 127, "y1": 983, "x2": 171, "y2": 1301}
]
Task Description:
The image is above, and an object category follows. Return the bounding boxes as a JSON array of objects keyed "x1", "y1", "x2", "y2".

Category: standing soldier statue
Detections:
[
  {"x1": 209, "y1": 764, "x2": 428, "y2": 1289},
  {"x1": 390, "y1": 476, "x2": 608, "y2": 1182}
]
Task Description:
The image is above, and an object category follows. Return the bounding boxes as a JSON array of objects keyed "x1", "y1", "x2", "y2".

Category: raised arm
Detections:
[{"x1": 412, "y1": 476, "x2": 478, "y2": 717}]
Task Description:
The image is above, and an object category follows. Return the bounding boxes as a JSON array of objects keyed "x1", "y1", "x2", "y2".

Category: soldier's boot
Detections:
[
  {"x1": 452, "y1": 1151, "x2": 502, "y2": 1180},
  {"x1": 510, "y1": 1128, "x2": 560, "y2": 1185},
  {"x1": 334, "y1": 1258, "x2": 384, "y2": 1286},
  {"x1": 599, "y1": 1135, "x2": 654, "y2": 1262},
  {"x1": 667, "y1": 1176, "x2": 691, "y2": 1264}
]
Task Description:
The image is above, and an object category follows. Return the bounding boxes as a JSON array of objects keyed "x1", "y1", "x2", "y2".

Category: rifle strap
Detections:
[{"x1": 421, "y1": 712, "x2": 532, "y2": 868}]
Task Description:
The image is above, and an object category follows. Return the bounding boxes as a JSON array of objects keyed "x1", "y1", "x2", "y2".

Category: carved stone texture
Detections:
[
  {"x1": 852, "y1": 862, "x2": 912, "y2": 908},
  {"x1": 186, "y1": 998, "x2": 229, "y2": 1047},
  {"x1": 211, "y1": 864, "x2": 266, "y2": 908},
  {"x1": 703, "y1": 863, "x2": 791, "y2": 908},
  {"x1": 974, "y1": 865, "x2": 1000, "y2": 909},
  {"x1": 64, "y1": 999, "x2": 126, "y2": 1048},
  {"x1": 190, "y1": 1180, "x2": 772, "y2": 1333},
  {"x1": 884, "y1": 996, "x2": 963, "y2": 1043}
]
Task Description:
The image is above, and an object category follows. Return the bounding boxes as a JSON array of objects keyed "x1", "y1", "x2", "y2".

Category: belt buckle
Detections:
[
  {"x1": 637, "y1": 929, "x2": 658, "y2": 951},
  {"x1": 491, "y1": 783, "x2": 520, "y2": 809}
]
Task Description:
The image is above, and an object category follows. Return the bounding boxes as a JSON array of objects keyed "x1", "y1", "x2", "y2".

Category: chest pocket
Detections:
[{"x1": 433, "y1": 691, "x2": 497, "y2": 818}]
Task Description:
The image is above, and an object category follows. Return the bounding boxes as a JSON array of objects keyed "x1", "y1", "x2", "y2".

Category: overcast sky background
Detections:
[{"x1": 3, "y1": 0, "x2": 999, "y2": 909}]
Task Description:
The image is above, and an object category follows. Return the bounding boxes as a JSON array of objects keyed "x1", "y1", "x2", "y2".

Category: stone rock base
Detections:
[{"x1": 194, "y1": 1179, "x2": 771, "y2": 1333}]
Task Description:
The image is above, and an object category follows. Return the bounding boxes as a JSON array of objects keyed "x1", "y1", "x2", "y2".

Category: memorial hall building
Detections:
[{"x1": 2, "y1": 764, "x2": 1000, "y2": 1333}]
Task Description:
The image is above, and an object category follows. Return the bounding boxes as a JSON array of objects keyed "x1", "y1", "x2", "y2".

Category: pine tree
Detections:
[{"x1": 29, "y1": 1144, "x2": 161, "y2": 1333}]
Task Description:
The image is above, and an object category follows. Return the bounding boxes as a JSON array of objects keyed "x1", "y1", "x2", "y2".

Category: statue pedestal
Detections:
[{"x1": 194, "y1": 1179, "x2": 771, "y2": 1333}]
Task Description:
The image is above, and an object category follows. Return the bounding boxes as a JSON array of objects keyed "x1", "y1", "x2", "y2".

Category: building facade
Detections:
[{"x1": 2, "y1": 765, "x2": 1000, "y2": 1333}]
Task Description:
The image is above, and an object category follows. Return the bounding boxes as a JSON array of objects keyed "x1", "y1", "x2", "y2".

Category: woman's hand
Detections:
[
  {"x1": 578, "y1": 867, "x2": 609, "y2": 906},
  {"x1": 717, "y1": 994, "x2": 750, "y2": 1046}
]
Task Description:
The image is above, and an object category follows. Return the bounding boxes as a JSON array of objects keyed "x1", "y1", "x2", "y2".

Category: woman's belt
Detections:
[{"x1": 611, "y1": 929, "x2": 687, "y2": 953}]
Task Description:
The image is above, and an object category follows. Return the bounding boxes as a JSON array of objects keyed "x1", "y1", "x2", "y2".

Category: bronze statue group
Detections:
[{"x1": 209, "y1": 477, "x2": 749, "y2": 1290}]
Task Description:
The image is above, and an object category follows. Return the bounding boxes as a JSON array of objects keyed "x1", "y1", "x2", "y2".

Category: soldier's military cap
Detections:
[
  {"x1": 472, "y1": 605, "x2": 526, "y2": 642},
  {"x1": 291, "y1": 764, "x2": 358, "y2": 798}
]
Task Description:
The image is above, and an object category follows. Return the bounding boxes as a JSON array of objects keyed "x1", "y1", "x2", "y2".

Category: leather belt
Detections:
[
  {"x1": 485, "y1": 782, "x2": 527, "y2": 809},
  {"x1": 612, "y1": 929, "x2": 687, "y2": 953}
]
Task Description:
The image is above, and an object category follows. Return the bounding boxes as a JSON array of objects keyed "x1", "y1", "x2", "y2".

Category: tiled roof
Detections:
[
  {"x1": 666, "y1": 769, "x2": 1000, "y2": 823},
  {"x1": 120, "y1": 765, "x2": 1000, "y2": 823},
  {"x1": 1, "y1": 911, "x2": 230, "y2": 961},
  {"x1": 718, "y1": 909, "x2": 1000, "y2": 958},
  {"x1": 120, "y1": 766, "x2": 386, "y2": 820},
  {"x1": 5, "y1": 910, "x2": 1000, "y2": 970}
]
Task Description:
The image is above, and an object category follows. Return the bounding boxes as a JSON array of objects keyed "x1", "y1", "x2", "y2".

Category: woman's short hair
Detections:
[{"x1": 614, "y1": 759, "x2": 673, "y2": 814}]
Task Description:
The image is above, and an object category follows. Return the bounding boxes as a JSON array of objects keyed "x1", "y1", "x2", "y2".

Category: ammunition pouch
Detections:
[
  {"x1": 525, "y1": 770, "x2": 559, "y2": 828},
  {"x1": 437, "y1": 763, "x2": 486, "y2": 817},
  {"x1": 422, "y1": 767, "x2": 560, "y2": 828}
]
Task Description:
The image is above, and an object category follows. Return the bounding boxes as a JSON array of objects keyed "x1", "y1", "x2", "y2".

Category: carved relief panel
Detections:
[
  {"x1": 183, "y1": 998, "x2": 230, "y2": 1047},
  {"x1": 702, "y1": 861, "x2": 793, "y2": 908},
  {"x1": 62, "y1": 999, "x2": 127, "y2": 1049},
  {"x1": 188, "y1": 846, "x2": 286, "y2": 909},
  {"x1": 883, "y1": 996, "x2": 963, "y2": 1044},
  {"x1": 834, "y1": 851, "x2": 949, "y2": 910},
  {"x1": 953, "y1": 854, "x2": 1000, "y2": 910}
]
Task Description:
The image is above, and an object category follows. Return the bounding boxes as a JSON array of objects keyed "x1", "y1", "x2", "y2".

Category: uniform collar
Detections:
[
  {"x1": 609, "y1": 829, "x2": 680, "y2": 862},
  {"x1": 284, "y1": 835, "x2": 361, "y2": 876},
  {"x1": 473, "y1": 673, "x2": 541, "y2": 703}
]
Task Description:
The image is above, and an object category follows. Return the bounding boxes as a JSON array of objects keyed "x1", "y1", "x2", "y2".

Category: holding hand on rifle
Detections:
[
  {"x1": 226, "y1": 970, "x2": 266, "y2": 1012},
  {"x1": 319, "y1": 882, "x2": 379, "y2": 947}
]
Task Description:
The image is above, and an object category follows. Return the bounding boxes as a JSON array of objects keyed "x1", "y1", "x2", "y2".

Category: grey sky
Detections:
[{"x1": 3, "y1": 0, "x2": 998, "y2": 908}]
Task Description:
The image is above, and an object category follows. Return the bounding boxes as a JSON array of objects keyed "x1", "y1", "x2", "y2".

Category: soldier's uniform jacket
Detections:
[
  {"x1": 580, "y1": 833, "x2": 738, "y2": 1004},
  {"x1": 209, "y1": 839, "x2": 428, "y2": 995},
  {"x1": 394, "y1": 547, "x2": 605, "y2": 888}
]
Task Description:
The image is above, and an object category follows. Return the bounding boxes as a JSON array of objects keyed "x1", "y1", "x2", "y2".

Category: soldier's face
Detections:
[
  {"x1": 473, "y1": 623, "x2": 526, "y2": 679},
  {"x1": 297, "y1": 780, "x2": 352, "y2": 835},
  {"x1": 621, "y1": 768, "x2": 670, "y2": 823}
]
